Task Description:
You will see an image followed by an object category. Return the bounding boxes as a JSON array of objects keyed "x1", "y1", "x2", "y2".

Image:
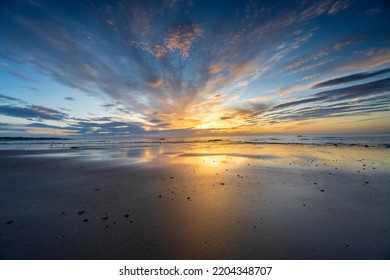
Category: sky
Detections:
[{"x1": 0, "y1": 0, "x2": 389, "y2": 138}]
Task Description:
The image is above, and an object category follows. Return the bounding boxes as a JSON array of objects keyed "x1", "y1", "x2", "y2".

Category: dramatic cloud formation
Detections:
[
  {"x1": 0, "y1": 0, "x2": 389, "y2": 137},
  {"x1": 312, "y1": 68, "x2": 390, "y2": 88}
]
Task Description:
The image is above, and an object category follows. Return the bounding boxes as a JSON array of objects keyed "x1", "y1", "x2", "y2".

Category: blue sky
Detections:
[{"x1": 0, "y1": 0, "x2": 389, "y2": 138}]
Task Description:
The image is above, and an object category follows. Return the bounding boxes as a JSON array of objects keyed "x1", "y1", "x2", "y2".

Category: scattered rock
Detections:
[
  {"x1": 320, "y1": 189, "x2": 325, "y2": 192},
  {"x1": 78, "y1": 211, "x2": 85, "y2": 215},
  {"x1": 158, "y1": 195, "x2": 162, "y2": 198},
  {"x1": 220, "y1": 183, "x2": 225, "y2": 185},
  {"x1": 124, "y1": 214, "x2": 129, "y2": 218},
  {"x1": 83, "y1": 219, "x2": 88, "y2": 223},
  {"x1": 187, "y1": 197, "x2": 190, "y2": 200},
  {"x1": 5, "y1": 220, "x2": 14, "y2": 225}
]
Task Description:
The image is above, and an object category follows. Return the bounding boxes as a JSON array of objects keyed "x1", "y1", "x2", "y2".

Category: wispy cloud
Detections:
[
  {"x1": 0, "y1": 105, "x2": 68, "y2": 120},
  {"x1": 272, "y1": 77, "x2": 390, "y2": 112},
  {"x1": 342, "y1": 53, "x2": 390, "y2": 69},
  {"x1": 277, "y1": 84, "x2": 311, "y2": 95},
  {"x1": 312, "y1": 68, "x2": 390, "y2": 88},
  {"x1": 334, "y1": 40, "x2": 353, "y2": 50}
]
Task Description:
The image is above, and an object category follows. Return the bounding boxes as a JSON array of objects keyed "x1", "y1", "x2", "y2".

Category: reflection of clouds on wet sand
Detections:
[{"x1": 0, "y1": 143, "x2": 389, "y2": 259}]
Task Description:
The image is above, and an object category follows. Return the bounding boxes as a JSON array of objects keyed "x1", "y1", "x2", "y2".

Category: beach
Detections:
[{"x1": 0, "y1": 142, "x2": 389, "y2": 259}]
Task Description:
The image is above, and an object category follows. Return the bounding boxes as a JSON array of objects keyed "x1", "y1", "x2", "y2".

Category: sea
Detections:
[{"x1": 0, "y1": 133, "x2": 389, "y2": 149}]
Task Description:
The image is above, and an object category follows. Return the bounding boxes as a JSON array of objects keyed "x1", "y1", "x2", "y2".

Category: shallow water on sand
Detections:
[{"x1": 0, "y1": 143, "x2": 389, "y2": 259}]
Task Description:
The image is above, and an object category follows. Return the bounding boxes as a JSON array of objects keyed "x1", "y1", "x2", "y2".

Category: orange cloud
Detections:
[
  {"x1": 209, "y1": 62, "x2": 226, "y2": 74},
  {"x1": 277, "y1": 84, "x2": 310, "y2": 95},
  {"x1": 230, "y1": 63, "x2": 258, "y2": 76},
  {"x1": 342, "y1": 53, "x2": 390, "y2": 69},
  {"x1": 164, "y1": 24, "x2": 202, "y2": 57}
]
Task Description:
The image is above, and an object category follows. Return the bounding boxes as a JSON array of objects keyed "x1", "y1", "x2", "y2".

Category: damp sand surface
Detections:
[{"x1": 0, "y1": 142, "x2": 389, "y2": 259}]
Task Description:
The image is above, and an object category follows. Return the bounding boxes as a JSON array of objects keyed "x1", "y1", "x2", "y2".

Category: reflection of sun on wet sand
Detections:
[{"x1": 0, "y1": 142, "x2": 389, "y2": 259}]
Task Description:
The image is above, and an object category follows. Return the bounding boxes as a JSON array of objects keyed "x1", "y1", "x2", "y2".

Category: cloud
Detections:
[
  {"x1": 129, "y1": 23, "x2": 202, "y2": 58},
  {"x1": 334, "y1": 40, "x2": 353, "y2": 50},
  {"x1": 285, "y1": 49, "x2": 330, "y2": 72},
  {"x1": 342, "y1": 53, "x2": 390, "y2": 69},
  {"x1": 0, "y1": 105, "x2": 68, "y2": 120},
  {"x1": 327, "y1": 0, "x2": 349, "y2": 16},
  {"x1": 164, "y1": 24, "x2": 203, "y2": 57},
  {"x1": 69, "y1": 120, "x2": 146, "y2": 136},
  {"x1": 0, "y1": 93, "x2": 26, "y2": 104},
  {"x1": 209, "y1": 62, "x2": 226, "y2": 74},
  {"x1": 354, "y1": 48, "x2": 389, "y2": 57},
  {"x1": 312, "y1": 68, "x2": 390, "y2": 88},
  {"x1": 26, "y1": 122, "x2": 66, "y2": 129},
  {"x1": 65, "y1": 97, "x2": 75, "y2": 101},
  {"x1": 225, "y1": 102, "x2": 270, "y2": 120},
  {"x1": 277, "y1": 84, "x2": 310, "y2": 95},
  {"x1": 272, "y1": 77, "x2": 390, "y2": 111}
]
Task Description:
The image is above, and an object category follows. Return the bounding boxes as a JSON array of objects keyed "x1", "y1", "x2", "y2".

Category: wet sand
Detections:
[{"x1": 0, "y1": 143, "x2": 389, "y2": 259}]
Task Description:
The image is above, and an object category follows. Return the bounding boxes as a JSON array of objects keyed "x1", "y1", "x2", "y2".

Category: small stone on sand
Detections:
[{"x1": 6, "y1": 220, "x2": 14, "y2": 225}]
